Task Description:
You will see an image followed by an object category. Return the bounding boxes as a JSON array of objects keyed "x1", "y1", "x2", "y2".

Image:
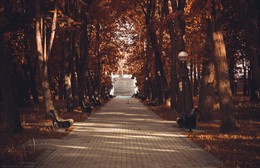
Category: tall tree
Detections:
[
  {"x1": 77, "y1": 5, "x2": 89, "y2": 104},
  {"x1": 186, "y1": 0, "x2": 216, "y2": 121},
  {"x1": 239, "y1": 0, "x2": 260, "y2": 101},
  {"x1": 199, "y1": 60, "x2": 216, "y2": 121},
  {"x1": 35, "y1": 0, "x2": 58, "y2": 113},
  {"x1": 0, "y1": 0, "x2": 24, "y2": 133},
  {"x1": 144, "y1": 0, "x2": 168, "y2": 104},
  {"x1": 172, "y1": 0, "x2": 193, "y2": 114},
  {"x1": 207, "y1": 0, "x2": 237, "y2": 132},
  {"x1": 163, "y1": 0, "x2": 178, "y2": 109},
  {"x1": 0, "y1": 42, "x2": 22, "y2": 133}
]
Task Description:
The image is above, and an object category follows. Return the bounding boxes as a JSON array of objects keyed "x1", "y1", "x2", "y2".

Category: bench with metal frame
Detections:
[
  {"x1": 177, "y1": 108, "x2": 198, "y2": 131},
  {"x1": 49, "y1": 109, "x2": 74, "y2": 128},
  {"x1": 81, "y1": 100, "x2": 93, "y2": 114}
]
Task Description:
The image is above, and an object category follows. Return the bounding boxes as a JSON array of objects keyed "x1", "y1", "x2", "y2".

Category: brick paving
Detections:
[{"x1": 33, "y1": 96, "x2": 222, "y2": 168}]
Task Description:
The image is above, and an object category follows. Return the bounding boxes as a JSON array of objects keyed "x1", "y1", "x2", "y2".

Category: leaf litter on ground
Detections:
[{"x1": 0, "y1": 99, "x2": 107, "y2": 166}]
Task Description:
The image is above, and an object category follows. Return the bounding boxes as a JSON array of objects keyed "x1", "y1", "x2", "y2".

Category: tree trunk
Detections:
[
  {"x1": 144, "y1": 42, "x2": 153, "y2": 100},
  {"x1": 242, "y1": 59, "x2": 248, "y2": 95},
  {"x1": 35, "y1": 0, "x2": 57, "y2": 113},
  {"x1": 69, "y1": 0, "x2": 79, "y2": 108},
  {"x1": 193, "y1": 61, "x2": 198, "y2": 96},
  {"x1": 145, "y1": 0, "x2": 167, "y2": 104},
  {"x1": 239, "y1": 0, "x2": 260, "y2": 101},
  {"x1": 13, "y1": 63, "x2": 29, "y2": 106},
  {"x1": 65, "y1": 73, "x2": 73, "y2": 112},
  {"x1": 58, "y1": 63, "x2": 65, "y2": 100},
  {"x1": 172, "y1": 0, "x2": 193, "y2": 114},
  {"x1": 0, "y1": 37, "x2": 22, "y2": 133},
  {"x1": 179, "y1": 62, "x2": 194, "y2": 114},
  {"x1": 190, "y1": 60, "x2": 193, "y2": 96},
  {"x1": 198, "y1": 61, "x2": 215, "y2": 121},
  {"x1": 171, "y1": 0, "x2": 185, "y2": 52},
  {"x1": 96, "y1": 23, "x2": 102, "y2": 94},
  {"x1": 144, "y1": 42, "x2": 150, "y2": 99},
  {"x1": 198, "y1": 19, "x2": 216, "y2": 121},
  {"x1": 209, "y1": 5, "x2": 237, "y2": 131},
  {"x1": 24, "y1": 38, "x2": 39, "y2": 104},
  {"x1": 70, "y1": 45, "x2": 79, "y2": 108},
  {"x1": 150, "y1": 31, "x2": 165, "y2": 104},
  {"x1": 77, "y1": 10, "x2": 88, "y2": 103},
  {"x1": 164, "y1": 0, "x2": 178, "y2": 109},
  {"x1": 58, "y1": 33, "x2": 67, "y2": 100},
  {"x1": 212, "y1": 31, "x2": 236, "y2": 132},
  {"x1": 0, "y1": 67, "x2": 22, "y2": 133},
  {"x1": 229, "y1": 56, "x2": 236, "y2": 95}
]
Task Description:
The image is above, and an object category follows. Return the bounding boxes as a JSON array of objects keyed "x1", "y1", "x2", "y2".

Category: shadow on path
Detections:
[{"x1": 34, "y1": 96, "x2": 221, "y2": 168}]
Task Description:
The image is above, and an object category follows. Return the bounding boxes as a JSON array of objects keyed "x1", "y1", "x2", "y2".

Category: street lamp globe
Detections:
[{"x1": 178, "y1": 51, "x2": 188, "y2": 62}]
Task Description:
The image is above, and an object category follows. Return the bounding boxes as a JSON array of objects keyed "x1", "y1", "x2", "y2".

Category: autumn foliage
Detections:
[{"x1": 0, "y1": 0, "x2": 260, "y2": 167}]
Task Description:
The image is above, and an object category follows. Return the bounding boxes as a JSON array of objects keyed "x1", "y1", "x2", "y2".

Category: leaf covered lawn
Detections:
[{"x1": 149, "y1": 100, "x2": 260, "y2": 168}]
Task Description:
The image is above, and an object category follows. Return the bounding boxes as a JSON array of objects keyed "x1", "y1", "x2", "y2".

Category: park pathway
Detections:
[{"x1": 33, "y1": 96, "x2": 221, "y2": 168}]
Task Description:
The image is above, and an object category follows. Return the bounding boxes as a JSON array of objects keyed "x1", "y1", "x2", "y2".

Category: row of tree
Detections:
[
  {"x1": 0, "y1": 0, "x2": 123, "y2": 133},
  {"x1": 122, "y1": 0, "x2": 260, "y2": 132}
]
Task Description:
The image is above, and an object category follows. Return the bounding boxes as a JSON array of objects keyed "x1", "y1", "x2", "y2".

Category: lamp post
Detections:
[{"x1": 178, "y1": 51, "x2": 188, "y2": 116}]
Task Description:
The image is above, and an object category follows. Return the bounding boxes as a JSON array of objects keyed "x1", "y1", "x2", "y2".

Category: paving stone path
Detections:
[{"x1": 33, "y1": 96, "x2": 221, "y2": 168}]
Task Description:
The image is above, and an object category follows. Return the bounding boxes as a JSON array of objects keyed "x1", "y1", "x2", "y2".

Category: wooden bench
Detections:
[
  {"x1": 176, "y1": 108, "x2": 199, "y2": 131},
  {"x1": 92, "y1": 98, "x2": 101, "y2": 106},
  {"x1": 148, "y1": 98, "x2": 158, "y2": 106},
  {"x1": 49, "y1": 110, "x2": 74, "y2": 128},
  {"x1": 81, "y1": 100, "x2": 93, "y2": 114}
]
